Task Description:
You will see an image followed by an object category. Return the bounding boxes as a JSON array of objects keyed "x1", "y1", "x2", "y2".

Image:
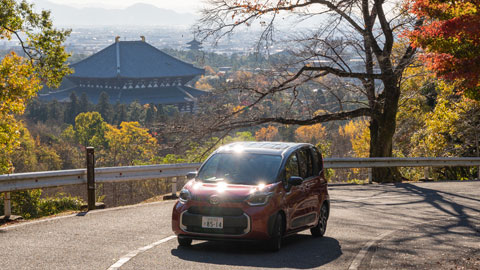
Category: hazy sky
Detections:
[{"x1": 48, "y1": 0, "x2": 203, "y2": 13}]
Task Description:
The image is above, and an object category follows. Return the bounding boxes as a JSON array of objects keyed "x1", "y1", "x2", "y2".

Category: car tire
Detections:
[
  {"x1": 268, "y1": 214, "x2": 284, "y2": 252},
  {"x1": 177, "y1": 236, "x2": 192, "y2": 247},
  {"x1": 311, "y1": 203, "x2": 328, "y2": 237}
]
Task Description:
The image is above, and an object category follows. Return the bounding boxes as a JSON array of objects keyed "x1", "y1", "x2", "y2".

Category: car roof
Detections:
[{"x1": 214, "y1": 141, "x2": 312, "y2": 156}]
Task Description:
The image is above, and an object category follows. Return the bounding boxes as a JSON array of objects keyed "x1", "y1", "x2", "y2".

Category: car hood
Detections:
[{"x1": 186, "y1": 180, "x2": 277, "y2": 202}]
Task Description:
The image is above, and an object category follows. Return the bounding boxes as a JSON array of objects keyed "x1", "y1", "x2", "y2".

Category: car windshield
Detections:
[{"x1": 197, "y1": 153, "x2": 282, "y2": 185}]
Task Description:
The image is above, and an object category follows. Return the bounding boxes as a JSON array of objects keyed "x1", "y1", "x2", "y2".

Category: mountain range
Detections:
[{"x1": 33, "y1": 0, "x2": 198, "y2": 26}]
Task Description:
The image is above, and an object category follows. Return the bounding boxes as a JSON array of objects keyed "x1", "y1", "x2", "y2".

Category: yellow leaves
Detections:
[
  {"x1": 0, "y1": 52, "x2": 41, "y2": 116},
  {"x1": 339, "y1": 119, "x2": 370, "y2": 158},
  {"x1": 0, "y1": 114, "x2": 21, "y2": 173},
  {"x1": 295, "y1": 123, "x2": 326, "y2": 144},
  {"x1": 255, "y1": 126, "x2": 279, "y2": 141},
  {"x1": 105, "y1": 122, "x2": 158, "y2": 166},
  {"x1": 0, "y1": 52, "x2": 42, "y2": 174},
  {"x1": 194, "y1": 75, "x2": 213, "y2": 90},
  {"x1": 408, "y1": 80, "x2": 479, "y2": 157},
  {"x1": 232, "y1": 105, "x2": 246, "y2": 114}
]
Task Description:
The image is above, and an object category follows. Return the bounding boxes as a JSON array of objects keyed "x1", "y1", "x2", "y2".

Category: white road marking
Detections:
[
  {"x1": 107, "y1": 235, "x2": 177, "y2": 270},
  {"x1": 348, "y1": 230, "x2": 394, "y2": 270},
  {"x1": 348, "y1": 214, "x2": 480, "y2": 270}
]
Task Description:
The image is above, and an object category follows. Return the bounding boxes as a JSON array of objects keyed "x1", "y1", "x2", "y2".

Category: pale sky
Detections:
[{"x1": 48, "y1": 0, "x2": 203, "y2": 13}]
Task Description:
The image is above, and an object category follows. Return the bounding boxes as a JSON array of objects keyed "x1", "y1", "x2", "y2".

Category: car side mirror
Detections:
[
  {"x1": 288, "y1": 176, "x2": 303, "y2": 186},
  {"x1": 186, "y1": 172, "x2": 197, "y2": 180}
]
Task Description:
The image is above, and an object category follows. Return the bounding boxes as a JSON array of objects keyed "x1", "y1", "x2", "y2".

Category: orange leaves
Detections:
[
  {"x1": 295, "y1": 123, "x2": 326, "y2": 144},
  {"x1": 407, "y1": 0, "x2": 480, "y2": 98},
  {"x1": 232, "y1": 105, "x2": 246, "y2": 113},
  {"x1": 255, "y1": 126, "x2": 279, "y2": 141}
]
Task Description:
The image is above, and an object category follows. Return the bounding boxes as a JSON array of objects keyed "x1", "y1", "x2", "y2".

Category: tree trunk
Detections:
[{"x1": 369, "y1": 82, "x2": 403, "y2": 183}]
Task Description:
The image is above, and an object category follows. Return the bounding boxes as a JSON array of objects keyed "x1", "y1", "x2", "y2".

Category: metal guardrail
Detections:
[
  {"x1": 2, "y1": 157, "x2": 480, "y2": 218},
  {"x1": 0, "y1": 163, "x2": 201, "y2": 193},
  {"x1": 323, "y1": 157, "x2": 480, "y2": 168}
]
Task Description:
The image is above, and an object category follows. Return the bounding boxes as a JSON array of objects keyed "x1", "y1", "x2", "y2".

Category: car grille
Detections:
[
  {"x1": 188, "y1": 206, "x2": 243, "y2": 216},
  {"x1": 191, "y1": 194, "x2": 248, "y2": 203},
  {"x1": 182, "y1": 207, "x2": 249, "y2": 235},
  {"x1": 186, "y1": 226, "x2": 246, "y2": 235}
]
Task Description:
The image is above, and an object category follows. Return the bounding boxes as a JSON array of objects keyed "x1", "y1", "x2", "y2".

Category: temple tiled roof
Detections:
[
  {"x1": 38, "y1": 85, "x2": 207, "y2": 105},
  {"x1": 70, "y1": 41, "x2": 204, "y2": 79}
]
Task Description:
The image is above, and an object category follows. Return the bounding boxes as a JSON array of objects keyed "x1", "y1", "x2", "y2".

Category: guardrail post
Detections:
[
  {"x1": 368, "y1": 168, "x2": 372, "y2": 184},
  {"x1": 171, "y1": 177, "x2": 177, "y2": 198},
  {"x1": 423, "y1": 167, "x2": 430, "y2": 180},
  {"x1": 4, "y1": 192, "x2": 11, "y2": 217},
  {"x1": 86, "y1": 147, "x2": 95, "y2": 211}
]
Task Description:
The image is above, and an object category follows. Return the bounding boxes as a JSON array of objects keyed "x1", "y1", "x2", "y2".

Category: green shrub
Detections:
[
  {"x1": 38, "y1": 193, "x2": 84, "y2": 217},
  {"x1": 12, "y1": 190, "x2": 42, "y2": 219},
  {"x1": 0, "y1": 190, "x2": 84, "y2": 219}
]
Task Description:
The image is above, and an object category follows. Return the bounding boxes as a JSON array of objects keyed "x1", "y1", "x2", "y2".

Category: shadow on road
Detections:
[
  {"x1": 347, "y1": 183, "x2": 480, "y2": 269},
  {"x1": 395, "y1": 183, "x2": 480, "y2": 229},
  {"x1": 171, "y1": 235, "x2": 342, "y2": 269}
]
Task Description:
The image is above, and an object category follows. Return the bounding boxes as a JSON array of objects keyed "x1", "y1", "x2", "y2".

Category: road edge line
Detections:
[
  {"x1": 348, "y1": 214, "x2": 480, "y2": 270},
  {"x1": 0, "y1": 200, "x2": 174, "y2": 231},
  {"x1": 107, "y1": 235, "x2": 177, "y2": 270}
]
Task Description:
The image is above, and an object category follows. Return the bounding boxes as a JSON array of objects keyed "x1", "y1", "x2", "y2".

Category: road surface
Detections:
[{"x1": 1, "y1": 181, "x2": 479, "y2": 269}]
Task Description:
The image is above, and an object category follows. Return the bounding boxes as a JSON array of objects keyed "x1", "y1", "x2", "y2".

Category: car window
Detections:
[
  {"x1": 305, "y1": 149, "x2": 313, "y2": 177},
  {"x1": 285, "y1": 153, "x2": 299, "y2": 181},
  {"x1": 311, "y1": 147, "x2": 323, "y2": 175},
  {"x1": 197, "y1": 153, "x2": 282, "y2": 184},
  {"x1": 297, "y1": 149, "x2": 310, "y2": 178}
]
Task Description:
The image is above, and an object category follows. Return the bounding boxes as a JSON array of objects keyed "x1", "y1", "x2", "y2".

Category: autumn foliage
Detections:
[
  {"x1": 407, "y1": 0, "x2": 480, "y2": 98},
  {"x1": 295, "y1": 124, "x2": 326, "y2": 144},
  {"x1": 255, "y1": 126, "x2": 279, "y2": 141}
]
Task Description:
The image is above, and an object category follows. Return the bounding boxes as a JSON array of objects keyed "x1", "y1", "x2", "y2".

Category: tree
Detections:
[
  {"x1": 255, "y1": 126, "x2": 279, "y2": 141},
  {"x1": 65, "y1": 92, "x2": 79, "y2": 124},
  {"x1": 96, "y1": 91, "x2": 113, "y2": 123},
  {"x1": 104, "y1": 122, "x2": 158, "y2": 166},
  {"x1": 339, "y1": 120, "x2": 370, "y2": 158},
  {"x1": 408, "y1": 0, "x2": 480, "y2": 99},
  {"x1": 47, "y1": 100, "x2": 64, "y2": 123},
  {"x1": 409, "y1": 82, "x2": 480, "y2": 179},
  {"x1": 295, "y1": 124, "x2": 327, "y2": 145},
  {"x1": 79, "y1": 93, "x2": 91, "y2": 113},
  {"x1": 144, "y1": 103, "x2": 156, "y2": 128},
  {"x1": 1, "y1": 0, "x2": 70, "y2": 173},
  {"x1": 113, "y1": 102, "x2": 128, "y2": 125},
  {"x1": 197, "y1": 0, "x2": 424, "y2": 182},
  {"x1": 127, "y1": 101, "x2": 143, "y2": 122},
  {"x1": 74, "y1": 112, "x2": 107, "y2": 149}
]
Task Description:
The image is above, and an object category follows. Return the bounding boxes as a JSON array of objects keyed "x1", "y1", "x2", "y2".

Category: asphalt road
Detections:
[{"x1": 2, "y1": 181, "x2": 479, "y2": 270}]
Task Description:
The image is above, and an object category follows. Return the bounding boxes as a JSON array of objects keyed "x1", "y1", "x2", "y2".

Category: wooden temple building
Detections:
[
  {"x1": 186, "y1": 38, "x2": 202, "y2": 51},
  {"x1": 39, "y1": 37, "x2": 206, "y2": 112}
]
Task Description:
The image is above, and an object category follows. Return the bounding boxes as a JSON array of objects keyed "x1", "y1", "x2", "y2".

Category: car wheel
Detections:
[
  {"x1": 268, "y1": 214, "x2": 284, "y2": 252},
  {"x1": 311, "y1": 203, "x2": 328, "y2": 237},
  {"x1": 177, "y1": 236, "x2": 192, "y2": 247}
]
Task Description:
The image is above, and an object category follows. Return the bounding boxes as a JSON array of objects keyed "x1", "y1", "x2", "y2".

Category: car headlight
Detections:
[
  {"x1": 246, "y1": 192, "x2": 273, "y2": 206},
  {"x1": 179, "y1": 189, "x2": 192, "y2": 203}
]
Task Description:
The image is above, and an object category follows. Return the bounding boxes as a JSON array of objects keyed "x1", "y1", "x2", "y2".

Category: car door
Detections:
[
  {"x1": 283, "y1": 152, "x2": 305, "y2": 231},
  {"x1": 294, "y1": 148, "x2": 319, "y2": 228},
  {"x1": 311, "y1": 146, "x2": 328, "y2": 208}
]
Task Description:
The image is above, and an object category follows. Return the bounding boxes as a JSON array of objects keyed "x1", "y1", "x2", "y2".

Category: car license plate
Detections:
[{"x1": 202, "y1": 216, "x2": 223, "y2": 229}]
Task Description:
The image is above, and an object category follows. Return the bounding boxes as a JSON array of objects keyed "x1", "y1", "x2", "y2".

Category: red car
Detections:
[{"x1": 171, "y1": 142, "x2": 330, "y2": 251}]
